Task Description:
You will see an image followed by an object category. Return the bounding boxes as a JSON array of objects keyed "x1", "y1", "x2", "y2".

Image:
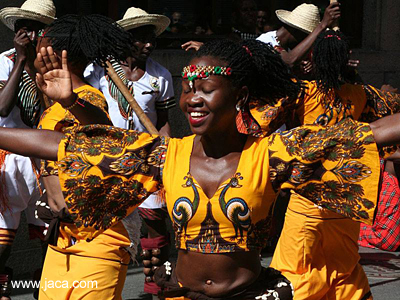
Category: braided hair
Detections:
[
  {"x1": 43, "y1": 14, "x2": 132, "y2": 68},
  {"x1": 195, "y1": 39, "x2": 301, "y2": 104},
  {"x1": 313, "y1": 30, "x2": 350, "y2": 94}
]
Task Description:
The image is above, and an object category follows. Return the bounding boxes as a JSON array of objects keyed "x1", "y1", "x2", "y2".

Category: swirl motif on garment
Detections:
[
  {"x1": 219, "y1": 173, "x2": 251, "y2": 241},
  {"x1": 172, "y1": 174, "x2": 200, "y2": 235}
]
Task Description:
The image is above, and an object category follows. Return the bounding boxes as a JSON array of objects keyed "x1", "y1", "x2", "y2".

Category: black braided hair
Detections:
[
  {"x1": 43, "y1": 14, "x2": 132, "y2": 67},
  {"x1": 313, "y1": 29, "x2": 350, "y2": 94},
  {"x1": 195, "y1": 39, "x2": 301, "y2": 104}
]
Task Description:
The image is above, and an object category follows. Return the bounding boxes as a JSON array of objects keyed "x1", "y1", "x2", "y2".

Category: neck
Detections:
[
  {"x1": 199, "y1": 127, "x2": 247, "y2": 159},
  {"x1": 126, "y1": 56, "x2": 146, "y2": 71},
  {"x1": 70, "y1": 72, "x2": 87, "y2": 90}
]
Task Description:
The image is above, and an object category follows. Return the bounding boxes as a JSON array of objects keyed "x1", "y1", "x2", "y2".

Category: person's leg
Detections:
[
  {"x1": 270, "y1": 195, "x2": 331, "y2": 300},
  {"x1": 0, "y1": 211, "x2": 20, "y2": 300},
  {"x1": 39, "y1": 246, "x2": 128, "y2": 300},
  {"x1": 138, "y1": 207, "x2": 170, "y2": 298}
]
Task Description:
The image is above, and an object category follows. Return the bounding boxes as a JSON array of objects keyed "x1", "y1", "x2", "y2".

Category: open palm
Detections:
[{"x1": 36, "y1": 49, "x2": 75, "y2": 106}]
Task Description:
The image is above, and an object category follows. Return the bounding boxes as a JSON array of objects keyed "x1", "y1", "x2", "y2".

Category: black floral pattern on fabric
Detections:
[
  {"x1": 268, "y1": 118, "x2": 380, "y2": 223},
  {"x1": 58, "y1": 125, "x2": 168, "y2": 232}
]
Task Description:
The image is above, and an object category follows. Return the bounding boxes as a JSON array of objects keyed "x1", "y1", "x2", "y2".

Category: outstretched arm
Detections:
[
  {"x1": 0, "y1": 127, "x2": 62, "y2": 161},
  {"x1": 370, "y1": 113, "x2": 400, "y2": 148}
]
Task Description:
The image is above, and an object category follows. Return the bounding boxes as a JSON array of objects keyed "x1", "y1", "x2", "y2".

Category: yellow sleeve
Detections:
[
  {"x1": 57, "y1": 124, "x2": 168, "y2": 235},
  {"x1": 267, "y1": 118, "x2": 380, "y2": 225},
  {"x1": 361, "y1": 85, "x2": 400, "y2": 121},
  {"x1": 360, "y1": 85, "x2": 400, "y2": 157}
]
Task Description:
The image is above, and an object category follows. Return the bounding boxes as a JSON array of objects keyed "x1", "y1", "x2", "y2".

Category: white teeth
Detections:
[{"x1": 190, "y1": 112, "x2": 207, "y2": 118}]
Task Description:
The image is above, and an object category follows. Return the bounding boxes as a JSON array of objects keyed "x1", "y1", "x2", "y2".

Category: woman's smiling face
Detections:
[{"x1": 180, "y1": 56, "x2": 247, "y2": 137}]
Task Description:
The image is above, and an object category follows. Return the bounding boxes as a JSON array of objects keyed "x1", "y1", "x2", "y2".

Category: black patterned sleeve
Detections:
[
  {"x1": 56, "y1": 124, "x2": 168, "y2": 238},
  {"x1": 267, "y1": 118, "x2": 381, "y2": 225}
]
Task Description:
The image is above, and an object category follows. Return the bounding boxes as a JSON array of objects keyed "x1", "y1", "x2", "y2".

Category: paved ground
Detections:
[{"x1": 8, "y1": 246, "x2": 400, "y2": 300}]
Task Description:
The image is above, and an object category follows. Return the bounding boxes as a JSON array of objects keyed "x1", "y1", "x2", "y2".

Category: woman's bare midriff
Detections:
[{"x1": 176, "y1": 249, "x2": 261, "y2": 297}]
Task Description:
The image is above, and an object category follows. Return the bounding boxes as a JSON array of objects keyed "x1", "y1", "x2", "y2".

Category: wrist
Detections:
[
  {"x1": 62, "y1": 95, "x2": 86, "y2": 110},
  {"x1": 15, "y1": 56, "x2": 27, "y2": 65},
  {"x1": 61, "y1": 93, "x2": 78, "y2": 109}
]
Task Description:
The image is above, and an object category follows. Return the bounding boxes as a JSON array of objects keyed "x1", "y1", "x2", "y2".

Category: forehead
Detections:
[
  {"x1": 14, "y1": 19, "x2": 45, "y2": 32},
  {"x1": 190, "y1": 56, "x2": 228, "y2": 67},
  {"x1": 35, "y1": 36, "x2": 52, "y2": 52},
  {"x1": 128, "y1": 25, "x2": 156, "y2": 37}
]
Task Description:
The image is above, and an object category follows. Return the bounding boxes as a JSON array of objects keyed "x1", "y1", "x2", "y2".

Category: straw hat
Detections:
[
  {"x1": 276, "y1": 3, "x2": 320, "y2": 34},
  {"x1": 117, "y1": 7, "x2": 170, "y2": 36},
  {"x1": 0, "y1": 0, "x2": 56, "y2": 31}
]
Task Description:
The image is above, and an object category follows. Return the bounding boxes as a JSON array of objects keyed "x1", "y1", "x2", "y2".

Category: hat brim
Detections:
[
  {"x1": 117, "y1": 14, "x2": 170, "y2": 36},
  {"x1": 276, "y1": 10, "x2": 312, "y2": 34},
  {"x1": 0, "y1": 7, "x2": 55, "y2": 31}
]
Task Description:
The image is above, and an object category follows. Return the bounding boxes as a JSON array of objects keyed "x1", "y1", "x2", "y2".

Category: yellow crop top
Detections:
[
  {"x1": 250, "y1": 81, "x2": 400, "y2": 134},
  {"x1": 56, "y1": 118, "x2": 381, "y2": 252}
]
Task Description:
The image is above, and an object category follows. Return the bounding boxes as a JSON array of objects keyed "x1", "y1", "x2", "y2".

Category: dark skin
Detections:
[
  {"x1": 0, "y1": 55, "x2": 399, "y2": 297},
  {"x1": 0, "y1": 19, "x2": 44, "y2": 117},
  {"x1": 34, "y1": 44, "x2": 111, "y2": 213},
  {"x1": 233, "y1": 0, "x2": 258, "y2": 34},
  {"x1": 276, "y1": 2, "x2": 341, "y2": 68},
  {"x1": 121, "y1": 25, "x2": 169, "y2": 134}
]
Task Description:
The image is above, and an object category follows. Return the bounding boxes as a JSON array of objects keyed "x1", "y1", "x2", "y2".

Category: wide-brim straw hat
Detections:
[
  {"x1": 117, "y1": 7, "x2": 170, "y2": 36},
  {"x1": 0, "y1": 0, "x2": 56, "y2": 31},
  {"x1": 276, "y1": 3, "x2": 320, "y2": 34}
]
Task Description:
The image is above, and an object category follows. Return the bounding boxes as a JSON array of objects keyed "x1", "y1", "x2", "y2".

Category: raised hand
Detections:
[
  {"x1": 35, "y1": 46, "x2": 60, "y2": 75},
  {"x1": 321, "y1": 2, "x2": 341, "y2": 29},
  {"x1": 14, "y1": 29, "x2": 35, "y2": 63},
  {"x1": 36, "y1": 48, "x2": 76, "y2": 107},
  {"x1": 181, "y1": 41, "x2": 204, "y2": 52}
]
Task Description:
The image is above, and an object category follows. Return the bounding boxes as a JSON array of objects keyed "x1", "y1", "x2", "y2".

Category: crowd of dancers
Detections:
[{"x1": 0, "y1": 0, "x2": 399, "y2": 300}]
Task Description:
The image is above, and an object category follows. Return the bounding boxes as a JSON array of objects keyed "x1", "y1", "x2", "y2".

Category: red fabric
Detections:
[
  {"x1": 28, "y1": 224, "x2": 47, "y2": 241},
  {"x1": 359, "y1": 170, "x2": 400, "y2": 251},
  {"x1": 141, "y1": 235, "x2": 170, "y2": 250}
]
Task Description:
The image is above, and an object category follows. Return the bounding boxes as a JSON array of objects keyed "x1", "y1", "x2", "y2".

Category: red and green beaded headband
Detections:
[{"x1": 182, "y1": 65, "x2": 232, "y2": 82}]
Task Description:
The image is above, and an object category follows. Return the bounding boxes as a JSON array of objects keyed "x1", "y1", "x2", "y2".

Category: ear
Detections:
[{"x1": 236, "y1": 86, "x2": 249, "y2": 110}]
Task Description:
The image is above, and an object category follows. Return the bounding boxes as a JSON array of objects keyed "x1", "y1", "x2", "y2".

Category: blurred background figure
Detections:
[{"x1": 231, "y1": 0, "x2": 258, "y2": 40}]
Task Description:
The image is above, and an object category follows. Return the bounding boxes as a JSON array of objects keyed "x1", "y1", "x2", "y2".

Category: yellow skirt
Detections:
[
  {"x1": 39, "y1": 245, "x2": 128, "y2": 300},
  {"x1": 270, "y1": 192, "x2": 372, "y2": 300}
]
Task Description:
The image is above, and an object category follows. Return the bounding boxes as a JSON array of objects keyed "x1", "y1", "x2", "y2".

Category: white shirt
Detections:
[
  {"x1": 0, "y1": 49, "x2": 30, "y2": 129},
  {"x1": 257, "y1": 30, "x2": 279, "y2": 48},
  {"x1": 84, "y1": 57, "x2": 174, "y2": 133}
]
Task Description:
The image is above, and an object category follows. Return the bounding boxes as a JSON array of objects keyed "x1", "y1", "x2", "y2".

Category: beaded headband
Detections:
[{"x1": 182, "y1": 64, "x2": 232, "y2": 88}]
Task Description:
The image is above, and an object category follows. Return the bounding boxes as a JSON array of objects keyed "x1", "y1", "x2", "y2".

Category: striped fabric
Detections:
[
  {"x1": 5, "y1": 50, "x2": 41, "y2": 128},
  {"x1": 0, "y1": 228, "x2": 16, "y2": 245},
  {"x1": 105, "y1": 59, "x2": 135, "y2": 129},
  {"x1": 156, "y1": 97, "x2": 176, "y2": 110}
]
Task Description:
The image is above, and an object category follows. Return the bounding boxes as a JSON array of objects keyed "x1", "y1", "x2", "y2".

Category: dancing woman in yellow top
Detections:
[
  {"x1": 0, "y1": 39, "x2": 399, "y2": 300},
  {"x1": 34, "y1": 15, "x2": 140, "y2": 300},
  {"x1": 251, "y1": 29, "x2": 400, "y2": 300}
]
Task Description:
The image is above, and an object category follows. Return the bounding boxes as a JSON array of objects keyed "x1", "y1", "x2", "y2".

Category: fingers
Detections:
[
  {"x1": 42, "y1": 46, "x2": 60, "y2": 71},
  {"x1": 61, "y1": 50, "x2": 68, "y2": 71},
  {"x1": 35, "y1": 73, "x2": 46, "y2": 93}
]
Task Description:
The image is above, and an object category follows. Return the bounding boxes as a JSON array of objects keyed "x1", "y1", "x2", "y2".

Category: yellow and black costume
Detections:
[{"x1": 250, "y1": 80, "x2": 400, "y2": 300}]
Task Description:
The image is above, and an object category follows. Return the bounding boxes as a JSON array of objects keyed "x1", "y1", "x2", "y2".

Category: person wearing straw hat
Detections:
[
  {"x1": 84, "y1": 6, "x2": 174, "y2": 298},
  {"x1": 0, "y1": 0, "x2": 55, "y2": 298},
  {"x1": 257, "y1": 2, "x2": 340, "y2": 76}
]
